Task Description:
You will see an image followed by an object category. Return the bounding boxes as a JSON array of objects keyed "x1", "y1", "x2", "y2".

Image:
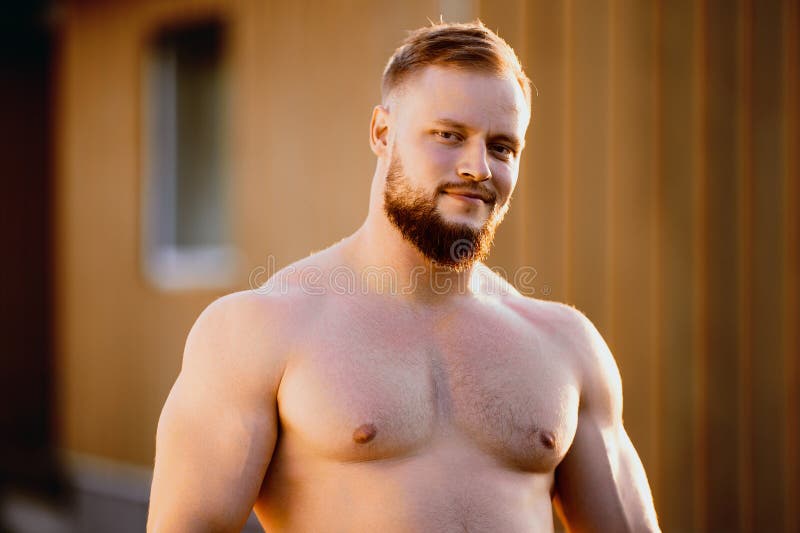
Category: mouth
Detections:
[{"x1": 442, "y1": 189, "x2": 492, "y2": 203}]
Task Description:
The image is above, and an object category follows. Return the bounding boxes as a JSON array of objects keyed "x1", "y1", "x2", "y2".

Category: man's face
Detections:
[{"x1": 382, "y1": 65, "x2": 529, "y2": 271}]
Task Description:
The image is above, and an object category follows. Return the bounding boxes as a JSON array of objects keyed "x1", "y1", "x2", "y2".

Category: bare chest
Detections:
[{"x1": 276, "y1": 300, "x2": 580, "y2": 473}]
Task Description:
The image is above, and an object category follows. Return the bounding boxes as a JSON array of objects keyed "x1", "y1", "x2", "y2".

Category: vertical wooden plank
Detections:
[
  {"x1": 650, "y1": 0, "x2": 664, "y2": 513},
  {"x1": 782, "y1": 3, "x2": 799, "y2": 531},
  {"x1": 704, "y1": 0, "x2": 743, "y2": 529},
  {"x1": 606, "y1": 0, "x2": 657, "y2": 503},
  {"x1": 236, "y1": 0, "x2": 276, "y2": 268},
  {"x1": 751, "y1": 0, "x2": 787, "y2": 529},
  {"x1": 691, "y1": 0, "x2": 709, "y2": 529},
  {"x1": 606, "y1": 0, "x2": 617, "y2": 347},
  {"x1": 563, "y1": 0, "x2": 574, "y2": 303},
  {"x1": 737, "y1": 0, "x2": 755, "y2": 529},
  {"x1": 524, "y1": 0, "x2": 568, "y2": 302},
  {"x1": 658, "y1": 0, "x2": 698, "y2": 528},
  {"x1": 568, "y1": 0, "x2": 609, "y2": 330}
]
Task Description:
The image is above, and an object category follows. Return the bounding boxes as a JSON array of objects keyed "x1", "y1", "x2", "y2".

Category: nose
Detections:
[{"x1": 457, "y1": 141, "x2": 491, "y2": 183}]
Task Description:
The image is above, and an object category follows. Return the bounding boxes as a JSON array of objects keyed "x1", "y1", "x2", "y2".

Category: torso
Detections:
[{"x1": 252, "y1": 258, "x2": 582, "y2": 532}]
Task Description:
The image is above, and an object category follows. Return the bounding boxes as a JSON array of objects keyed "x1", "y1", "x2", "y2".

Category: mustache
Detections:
[{"x1": 435, "y1": 183, "x2": 497, "y2": 204}]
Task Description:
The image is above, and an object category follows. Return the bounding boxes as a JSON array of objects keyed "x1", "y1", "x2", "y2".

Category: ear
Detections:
[{"x1": 369, "y1": 104, "x2": 390, "y2": 156}]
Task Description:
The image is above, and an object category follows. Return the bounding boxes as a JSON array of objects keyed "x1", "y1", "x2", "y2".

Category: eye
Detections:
[
  {"x1": 434, "y1": 130, "x2": 462, "y2": 142},
  {"x1": 490, "y1": 144, "x2": 514, "y2": 159}
]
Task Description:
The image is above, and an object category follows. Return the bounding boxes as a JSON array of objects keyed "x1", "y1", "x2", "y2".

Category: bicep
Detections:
[
  {"x1": 148, "y1": 374, "x2": 277, "y2": 532},
  {"x1": 147, "y1": 295, "x2": 282, "y2": 532},
  {"x1": 553, "y1": 414, "x2": 658, "y2": 532}
]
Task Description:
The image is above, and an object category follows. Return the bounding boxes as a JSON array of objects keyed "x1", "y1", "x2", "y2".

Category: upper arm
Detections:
[
  {"x1": 552, "y1": 307, "x2": 660, "y2": 533},
  {"x1": 147, "y1": 292, "x2": 286, "y2": 532}
]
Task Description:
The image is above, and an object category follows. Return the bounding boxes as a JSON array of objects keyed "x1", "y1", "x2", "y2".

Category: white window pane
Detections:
[{"x1": 142, "y1": 21, "x2": 237, "y2": 290}]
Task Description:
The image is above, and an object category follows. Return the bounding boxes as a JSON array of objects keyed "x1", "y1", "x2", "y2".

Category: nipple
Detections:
[
  {"x1": 538, "y1": 430, "x2": 556, "y2": 450},
  {"x1": 352, "y1": 423, "x2": 377, "y2": 444}
]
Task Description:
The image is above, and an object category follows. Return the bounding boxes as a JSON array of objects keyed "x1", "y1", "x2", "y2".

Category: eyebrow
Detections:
[{"x1": 432, "y1": 118, "x2": 525, "y2": 152}]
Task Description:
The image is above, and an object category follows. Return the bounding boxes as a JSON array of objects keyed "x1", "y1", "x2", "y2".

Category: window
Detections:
[{"x1": 142, "y1": 20, "x2": 237, "y2": 289}]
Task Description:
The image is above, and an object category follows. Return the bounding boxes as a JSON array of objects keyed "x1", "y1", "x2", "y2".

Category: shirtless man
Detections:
[{"x1": 147, "y1": 21, "x2": 660, "y2": 532}]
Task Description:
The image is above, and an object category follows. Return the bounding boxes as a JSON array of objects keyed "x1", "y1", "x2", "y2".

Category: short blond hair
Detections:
[{"x1": 382, "y1": 20, "x2": 532, "y2": 109}]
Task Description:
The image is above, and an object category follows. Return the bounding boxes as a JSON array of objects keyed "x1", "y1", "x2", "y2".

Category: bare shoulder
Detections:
[
  {"x1": 182, "y1": 284, "x2": 310, "y2": 389},
  {"x1": 502, "y1": 293, "x2": 623, "y2": 418},
  {"x1": 498, "y1": 289, "x2": 589, "y2": 345}
]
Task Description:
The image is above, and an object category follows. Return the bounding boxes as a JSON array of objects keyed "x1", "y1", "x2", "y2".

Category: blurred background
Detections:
[{"x1": 0, "y1": 0, "x2": 797, "y2": 531}]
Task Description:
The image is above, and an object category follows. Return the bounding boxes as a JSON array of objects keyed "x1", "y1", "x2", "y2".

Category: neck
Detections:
[{"x1": 343, "y1": 207, "x2": 482, "y2": 304}]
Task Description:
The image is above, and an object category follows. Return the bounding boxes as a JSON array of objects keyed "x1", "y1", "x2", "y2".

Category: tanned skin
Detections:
[{"x1": 147, "y1": 65, "x2": 660, "y2": 532}]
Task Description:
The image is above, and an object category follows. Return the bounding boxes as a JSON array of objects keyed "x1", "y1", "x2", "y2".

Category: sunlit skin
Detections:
[{"x1": 147, "y1": 66, "x2": 660, "y2": 532}]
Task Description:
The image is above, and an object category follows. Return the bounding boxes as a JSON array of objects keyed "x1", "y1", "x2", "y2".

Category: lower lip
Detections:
[{"x1": 444, "y1": 192, "x2": 485, "y2": 206}]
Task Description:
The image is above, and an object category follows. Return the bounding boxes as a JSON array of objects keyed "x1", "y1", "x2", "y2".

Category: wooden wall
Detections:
[{"x1": 56, "y1": 0, "x2": 798, "y2": 530}]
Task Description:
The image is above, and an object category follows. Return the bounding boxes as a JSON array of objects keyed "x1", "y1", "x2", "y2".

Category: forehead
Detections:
[{"x1": 393, "y1": 65, "x2": 529, "y2": 135}]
